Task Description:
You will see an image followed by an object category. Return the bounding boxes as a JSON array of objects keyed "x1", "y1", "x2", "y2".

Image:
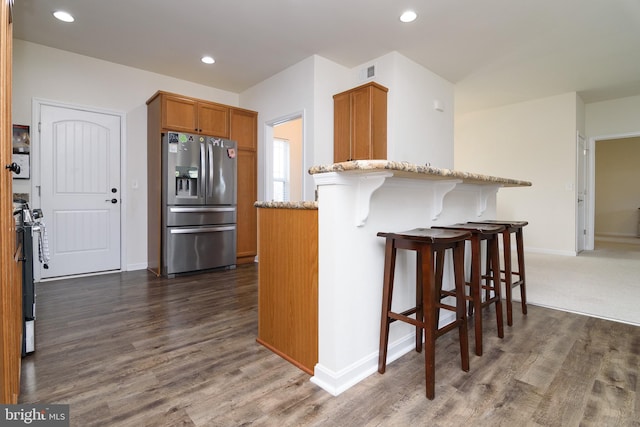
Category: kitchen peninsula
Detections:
[{"x1": 257, "y1": 160, "x2": 531, "y2": 396}]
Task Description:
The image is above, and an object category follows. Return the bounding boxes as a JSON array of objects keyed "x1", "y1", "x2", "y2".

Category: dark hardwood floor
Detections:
[{"x1": 19, "y1": 265, "x2": 640, "y2": 426}]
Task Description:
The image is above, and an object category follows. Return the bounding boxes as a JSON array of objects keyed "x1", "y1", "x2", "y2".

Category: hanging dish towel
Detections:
[{"x1": 36, "y1": 221, "x2": 50, "y2": 269}]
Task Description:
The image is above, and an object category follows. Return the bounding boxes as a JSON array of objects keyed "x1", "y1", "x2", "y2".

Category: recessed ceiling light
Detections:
[
  {"x1": 400, "y1": 10, "x2": 417, "y2": 23},
  {"x1": 201, "y1": 56, "x2": 215, "y2": 65},
  {"x1": 53, "y1": 10, "x2": 75, "y2": 23}
]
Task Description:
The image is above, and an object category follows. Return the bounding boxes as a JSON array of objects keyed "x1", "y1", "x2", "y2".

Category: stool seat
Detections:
[
  {"x1": 468, "y1": 220, "x2": 528, "y2": 326},
  {"x1": 377, "y1": 227, "x2": 474, "y2": 244},
  {"x1": 434, "y1": 222, "x2": 506, "y2": 234},
  {"x1": 432, "y1": 223, "x2": 505, "y2": 356},
  {"x1": 377, "y1": 227, "x2": 471, "y2": 400},
  {"x1": 469, "y1": 219, "x2": 528, "y2": 229}
]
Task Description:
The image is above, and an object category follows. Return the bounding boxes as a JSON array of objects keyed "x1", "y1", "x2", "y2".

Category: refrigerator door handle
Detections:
[
  {"x1": 170, "y1": 225, "x2": 236, "y2": 234},
  {"x1": 200, "y1": 142, "x2": 206, "y2": 198},
  {"x1": 169, "y1": 207, "x2": 236, "y2": 213},
  {"x1": 207, "y1": 141, "x2": 214, "y2": 198}
]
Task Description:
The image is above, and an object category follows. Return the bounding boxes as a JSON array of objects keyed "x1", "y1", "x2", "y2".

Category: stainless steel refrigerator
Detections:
[{"x1": 162, "y1": 131, "x2": 237, "y2": 276}]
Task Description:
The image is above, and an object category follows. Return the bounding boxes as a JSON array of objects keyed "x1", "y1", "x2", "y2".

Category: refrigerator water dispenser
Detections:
[{"x1": 175, "y1": 166, "x2": 198, "y2": 198}]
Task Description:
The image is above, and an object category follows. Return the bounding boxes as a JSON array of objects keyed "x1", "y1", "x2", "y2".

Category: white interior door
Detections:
[
  {"x1": 577, "y1": 132, "x2": 588, "y2": 252},
  {"x1": 39, "y1": 104, "x2": 121, "y2": 278}
]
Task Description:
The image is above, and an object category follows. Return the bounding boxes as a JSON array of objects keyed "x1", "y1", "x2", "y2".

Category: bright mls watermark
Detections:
[{"x1": 0, "y1": 404, "x2": 69, "y2": 426}]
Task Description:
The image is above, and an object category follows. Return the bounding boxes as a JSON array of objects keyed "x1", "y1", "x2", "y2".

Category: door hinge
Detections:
[{"x1": 38, "y1": 122, "x2": 41, "y2": 133}]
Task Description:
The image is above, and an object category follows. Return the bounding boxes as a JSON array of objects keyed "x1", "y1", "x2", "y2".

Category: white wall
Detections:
[
  {"x1": 341, "y1": 52, "x2": 455, "y2": 168},
  {"x1": 242, "y1": 52, "x2": 456, "y2": 203},
  {"x1": 241, "y1": 55, "x2": 350, "y2": 202},
  {"x1": 586, "y1": 95, "x2": 640, "y2": 137},
  {"x1": 386, "y1": 53, "x2": 455, "y2": 168},
  {"x1": 455, "y1": 93, "x2": 579, "y2": 254},
  {"x1": 13, "y1": 40, "x2": 239, "y2": 271}
]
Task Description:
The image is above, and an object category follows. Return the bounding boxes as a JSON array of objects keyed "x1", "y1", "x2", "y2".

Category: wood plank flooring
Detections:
[{"x1": 19, "y1": 265, "x2": 640, "y2": 426}]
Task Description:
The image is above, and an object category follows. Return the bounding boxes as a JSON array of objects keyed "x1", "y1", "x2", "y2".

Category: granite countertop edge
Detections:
[
  {"x1": 308, "y1": 160, "x2": 532, "y2": 187},
  {"x1": 254, "y1": 201, "x2": 318, "y2": 210}
]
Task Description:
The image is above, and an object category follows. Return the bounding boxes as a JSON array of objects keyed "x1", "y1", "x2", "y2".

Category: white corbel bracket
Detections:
[
  {"x1": 313, "y1": 171, "x2": 393, "y2": 226},
  {"x1": 441, "y1": 183, "x2": 502, "y2": 217},
  {"x1": 476, "y1": 185, "x2": 501, "y2": 217},
  {"x1": 431, "y1": 180, "x2": 462, "y2": 220}
]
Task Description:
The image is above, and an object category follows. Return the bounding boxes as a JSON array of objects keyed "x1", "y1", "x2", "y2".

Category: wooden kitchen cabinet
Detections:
[
  {"x1": 146, "y1": 91, "x2": 258, "y2": 271},
  {"x1": 256, "y1": 206, "x2": 318, "y2": 374},
  {"x1": 333, "y1": 82, "x2": 388, "y2": 163},
  {"x1": 156, "y1": 91, "x2": 230, "y2": 137},
  {"x1": 230, "y1": 108, "x2": 258, "y2": 264}
]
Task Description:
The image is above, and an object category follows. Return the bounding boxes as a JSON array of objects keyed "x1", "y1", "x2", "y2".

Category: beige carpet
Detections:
[{"x1": 524, "y1": 237, "x2": 640, "y2": 326}]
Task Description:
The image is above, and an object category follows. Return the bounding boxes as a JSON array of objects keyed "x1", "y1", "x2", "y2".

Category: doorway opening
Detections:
[
  {"x1": 584, "y1": 132, "x2": 640, "y2": 253},
  {"x1": 265, "y1": 113, "x2": 304, "y2": 201}
]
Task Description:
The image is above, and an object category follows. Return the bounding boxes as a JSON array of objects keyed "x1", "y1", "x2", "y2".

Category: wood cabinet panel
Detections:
[
  {"x1": 333, "y1": 91, "x2": 351, "y2": 163},
  {"x1": 257, "y1": 207, "x2": 318, "y2": 374},
  {"x1": 0, "y1": 0, "x2": 21, "y2": 404},
  {"x1": 230, "y1": 108, "x2": 257, "y2": 150},
  {"x1": 156, "y1": 92, "x2": 230, "y2": 137},
  {"x1": 333, "y1": 82, "x2": 388, "y2": 163},
  {"x1": 198, "y1": 102, "x2": 229, "y2": 137},
  {"x1": 231, "y1": 108, "x2": 258, "y2": 264},
  {"x1": 162, "y1": 95, "x2": 197, "y2": 133},
  {"x1": 236, "y1": 149, "x2": 257, "y2": 264}
]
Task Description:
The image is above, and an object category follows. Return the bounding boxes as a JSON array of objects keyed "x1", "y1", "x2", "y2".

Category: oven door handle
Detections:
[{"x1": 170, "y1": 225, "x2": 236, "y2": 234}]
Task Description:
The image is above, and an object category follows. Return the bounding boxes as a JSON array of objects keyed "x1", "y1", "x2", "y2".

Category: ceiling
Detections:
[{"x1": 12, "y1": 0, "x2": 640, "y2": 114}]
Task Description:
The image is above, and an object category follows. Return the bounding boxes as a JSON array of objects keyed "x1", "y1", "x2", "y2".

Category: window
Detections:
[{"x1": 273, "y1": 138, "x2": 290, "y2": 201}]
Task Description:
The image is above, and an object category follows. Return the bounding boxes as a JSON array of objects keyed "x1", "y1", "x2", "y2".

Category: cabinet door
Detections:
[
  {"x1": 198, "y1": 102, "x2": 229, "y2": 137},
  {"x1": 333, "y1": 92, "x2": 351, "y2": 163},
  {"x1": 350, "y1": 86, "x2": 373, "y2": 160},
  {"x1": 333, "y1": 83, "x2": 387, "y2": 162},
  {"x1": 236, "y1": 149, "x2": 257, "y2": 263},
  {"x1": 230, "y1": 108, "x2": 257, "y2": 150},
  {"x1": 162, "y1": 95, "x2": 197, "y2": 132},
  {"x1": 230, "y1": 108, "x2": 258, "y2": 263}
]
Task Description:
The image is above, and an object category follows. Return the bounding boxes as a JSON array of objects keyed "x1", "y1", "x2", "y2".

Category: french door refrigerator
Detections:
[{"x1": 162, "y1": 131, "x2": 237, "y2": 276}]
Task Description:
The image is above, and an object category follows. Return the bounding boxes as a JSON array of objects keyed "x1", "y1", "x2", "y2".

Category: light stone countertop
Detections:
[
  {"x1": 308, "y1": 160, "x2": 532, "y2": 187},
  {"x1": 254, "y1": 201, "x2": 318, "y2": 210}
]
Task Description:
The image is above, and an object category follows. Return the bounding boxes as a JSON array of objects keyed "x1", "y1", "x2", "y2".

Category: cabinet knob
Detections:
[{"x1": 5, "y1": 162, "x2": 20, "y2": 174}]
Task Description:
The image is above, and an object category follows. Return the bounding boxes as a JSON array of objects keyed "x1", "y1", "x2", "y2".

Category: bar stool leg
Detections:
[
  {"x1": 453, "y1": 241, "x2": 470, "y2": 373},
  {"x1": 420, "y1": 247, "x2": 437, "y2": 399},
  {"x1": 415, "y1": 251, "x2": 424, "y2": 353},
  {"x1": 489, "y1": 235, "x2": 504, "y2": 338},
  {"x1": 516, "y1": 228, "x2": 528, "y2": 315},
  {"x1": 434, "y1": 249, "x2": 446, "y2": 328},
  {"x1": 501, "y1": 230, "x2": 514, "y2": 326},
  {"x1": 378, "y1": 238, "x2": 397, "y2": 374},
  {"x1": 469, "y1": 235, "x2": 483, "y2": 356}
]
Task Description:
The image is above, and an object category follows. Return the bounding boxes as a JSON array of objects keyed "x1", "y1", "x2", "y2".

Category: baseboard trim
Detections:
[
  {"x1": 310, "y1": 311, "x2": 457, "y2": 395},
  {"x1": 524, "y1": 247, "x2": 577, "y2": 256},
  {"x1": 126, "y1": 262, "x2": 148, "y2": 271}
]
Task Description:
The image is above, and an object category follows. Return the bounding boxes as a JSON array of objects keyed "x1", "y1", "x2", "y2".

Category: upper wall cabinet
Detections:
[
  {"x1": 157, "y1": 92, "x2": 230, "y2": 137},
  {"x1": 333, "y1": 82, "x2": 388, "y2": 163}
]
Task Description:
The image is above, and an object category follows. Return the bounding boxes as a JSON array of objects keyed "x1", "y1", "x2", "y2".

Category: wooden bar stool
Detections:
[
  {"x1": 432, "y1": 223, "x2": 505, "y2": 356},
  {"x1": 469, "y1": 220, "x2": 528, "y2": 326},
  {"x1": 377, "y1": 227, "x2": 471, "y2": 400}
]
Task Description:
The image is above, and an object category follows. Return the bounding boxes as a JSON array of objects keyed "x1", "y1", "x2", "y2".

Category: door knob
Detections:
[
  {"x1": 5, "y1": 162, "x2": 20, "y2": 174},
  {"x1": 105, "y1": 198, "x2": 118, "y2": 204}
]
